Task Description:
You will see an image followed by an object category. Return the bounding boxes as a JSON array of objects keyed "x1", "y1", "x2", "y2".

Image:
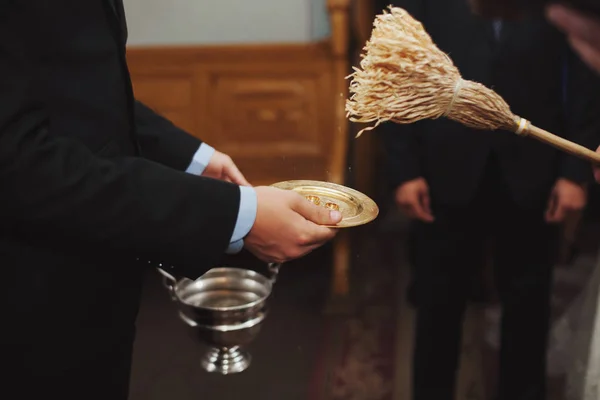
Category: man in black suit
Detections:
[
  {"x1": 379, "y1": 1, "x2": 600, "y2": 399},
  {"x1": 547, "y1": 3, "x2": 600, "y2": 74},
  {"x1": 1, "y1": 1, "x2": 342, "y2": 398},
  {"x1": 545, "y1": 2, "x2": 600, "y2": 182}
]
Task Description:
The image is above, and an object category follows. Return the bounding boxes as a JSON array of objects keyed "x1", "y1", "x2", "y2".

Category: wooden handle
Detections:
[{"x1": 523, "y1": 123, "x2": 600, "y2": 165}]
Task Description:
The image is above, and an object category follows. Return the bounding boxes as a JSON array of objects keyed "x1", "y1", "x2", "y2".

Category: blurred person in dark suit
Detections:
[
  {"x1": 546, "y1": 2, "x2": 600, "y2": 182},
  {"x1": 1, "y1": 1, "x2": 342, "y2": 399},
  {"x1": 377, "y1": 0, "x2": 600, "y2": 399}
]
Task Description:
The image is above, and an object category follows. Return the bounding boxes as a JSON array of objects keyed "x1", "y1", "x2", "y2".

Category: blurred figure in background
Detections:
[
  {"x1": 547, "y1": 2, "x2": 600, "y2": 75},
  {"x1": 377, "y1": 1, "x2": 600, "y2": 400},
  {"x1": 545, "y1": 2, "x2": 600, "y2": 183}
]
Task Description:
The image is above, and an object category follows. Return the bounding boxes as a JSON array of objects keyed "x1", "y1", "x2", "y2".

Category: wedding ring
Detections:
[
  {"x1": 306, "y1": 195, "x2": 321, "y2": 205},
  {"x1": 325, "y1": 202, "x2": 339, "y2": 211}
]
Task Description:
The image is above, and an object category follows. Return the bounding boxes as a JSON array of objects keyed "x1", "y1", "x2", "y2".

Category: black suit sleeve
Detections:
[
  {"x1": 0, "y1": 39, "x2": 238, "y2": 281},
  {"x1": 560, "y1": 43, "x2": 600, "y2": 184},
  {"x1": 376, "y1": 0, "x2": 425, "y2": 189},
  {"x1": 134, "y1": 101, "x2": 205, "y2": 172}
]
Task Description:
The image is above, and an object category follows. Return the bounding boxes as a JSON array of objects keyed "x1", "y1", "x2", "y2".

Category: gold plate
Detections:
[{"x1": 270, "y1": 180, "x2": 379, "y2": 228}]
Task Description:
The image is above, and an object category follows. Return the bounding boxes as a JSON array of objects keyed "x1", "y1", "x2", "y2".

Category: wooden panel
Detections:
[
  {"x1": 208, "y1": 74, "x2": 320, "y2": 150},
  {"x1": 130, "y1": 72, "x2": 196, "y2": 133},
  {"x1": 196, "y1": 62, "x2": 333, "y2": 184},
  {"x1": 127, "y1": 44, "x2": 335, "y2": 185},
  {"x1": 133, "y1": 77, "x2": 192, "y2": 109}
]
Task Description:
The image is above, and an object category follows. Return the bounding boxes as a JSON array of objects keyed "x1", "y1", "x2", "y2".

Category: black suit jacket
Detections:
[
  {"x1": 1, "y1": 0, "x2": 241, "y2": 373},
  {"x1": 378, "y1": 0, "x2": 600, "y2": 208}
]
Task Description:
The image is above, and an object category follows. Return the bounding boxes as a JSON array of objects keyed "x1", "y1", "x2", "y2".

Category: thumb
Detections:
[
  {"x1": 420, "y1": 186, "x2": 431, "y2": 213},
  {"x1": 292, "y1": 194, "x2": 343, "y2": 225},
  {"x1": 226, "y1": 165, "x2": 251, "y2": 186},
  {"x1": 545, "y1": 191, "x2": 558, "y2": 222}
]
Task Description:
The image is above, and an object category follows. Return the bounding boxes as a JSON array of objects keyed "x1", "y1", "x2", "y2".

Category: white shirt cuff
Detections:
[
  {"x1": 225, "y1": 186, "x2": 257, "y2": 254},
  {"x1": 185, "y1": 143, "x2": 215, "y2": 176}
]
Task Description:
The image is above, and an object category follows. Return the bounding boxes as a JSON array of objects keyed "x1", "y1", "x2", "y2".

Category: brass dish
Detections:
[{"x1": 270, "y1": 180, "x2": 379, "y2": 228}]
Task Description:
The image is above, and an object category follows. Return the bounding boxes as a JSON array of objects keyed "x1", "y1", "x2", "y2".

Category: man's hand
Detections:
[
  {"x1": 547, "y1": 4, "x2": 600, "y2": 74},
  {"x1": 545, "y1": 178, "x2": 587, "y2": 223},
  {"x1": 203, "y1": 150, "x2": 250, "y2": 186},
  {"x1": 395, "y1": 177, "x2": 434, "y2": 222},
  {"x1": 594, "y1": 145, "x2": 600, "y2": 183},
  {"x1": 244, "y1": 186, "x2": 343, "y2": 264}
]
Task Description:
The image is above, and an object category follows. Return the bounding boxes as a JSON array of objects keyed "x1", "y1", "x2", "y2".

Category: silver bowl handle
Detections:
[
  {"x1": 156, "y1": 267, "x2": 178, "y2": 301},
  {"x1": 178, "y1": 311, "x2": 198, "y2": 328},
  {"x1": 268, "y1": 263, "x2": 282, "y2": 284}
]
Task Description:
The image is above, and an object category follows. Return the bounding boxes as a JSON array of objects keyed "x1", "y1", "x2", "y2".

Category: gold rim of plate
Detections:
[{"x1": 270, "y1": 180, "x2": 379, "y2": 228}]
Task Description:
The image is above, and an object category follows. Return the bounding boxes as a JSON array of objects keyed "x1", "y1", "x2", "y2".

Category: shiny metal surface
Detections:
[
  {"x1": 179, "y1": 310, "x2": 267, "y2": 347},
  {"x1": 201, "y1": 347, "x2": 252, "y2": 375},
  {"x1": 177, "y1": 268, "x2": 272, "y2": 326},
  {"x1": 270, "y1": 180, "x2": 379, "y2": 228},
  {"x1": 157, "y1": 266, "x2": 278, "y2": 375},
  {"x1": 179, "y1": 309, "x2": 267, "y2": 374}
]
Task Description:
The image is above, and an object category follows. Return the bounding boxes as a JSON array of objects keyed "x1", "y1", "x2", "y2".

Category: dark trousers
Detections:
[{"x1": 411, "y1": 156, "x2": 558, "y2": 400}]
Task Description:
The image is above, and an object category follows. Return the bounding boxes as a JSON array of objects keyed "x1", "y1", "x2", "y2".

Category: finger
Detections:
[
  {"x1": 545, "y1": 193, "x2": 558, "y2": 222},
  {"x1": 545, "y1": 208, "x2": 555, "y2": 223},
  {"x1": 292, "y1": 194, "x2": 343, "y2": 226},
  {"x1": 413, "y1": 204, "x2": 435, "y2": 223},
  {"x1": 225, "y1": 163, "x2": 251, "y2": 186},
  {"x1": 545, "y1": 209, "x2": 560, "y2": 223},
  {"x1": 421, "y1": 192, "x2": 432, "y2": 214},
  {"x1": 290, "y1": 248, "x2": 315, "y2": 262},
  {"x1": 568, "y1": 36, "x2": 600, "y2": 74},
  {"x1": 594, "y1": 147, "x2": 600, "y2": 183},
  {"x1": 401, "y1": 202, "x2": 429, "y2": 221},
  {"x1": 300, "y1": 224, "x2": 338, "y2": 247},
  {"x1": 419, "y1": 192, "x2": 435, "y2": 222},
  {"x1": 552, "y1": 205, "x2": 567, "y2": 223},
  {"x1": 398, "y1": 194, "x2": 419, "y2": 217},
  {"x1": 547, "y1": 4, "x2": 600, "y2": 45},
  {"x1": 405, "y1": 193, "x2": 433, "y2": 222},
  {"x1": 546, "y1": 201, "x2": 567, "y2": 223}
]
